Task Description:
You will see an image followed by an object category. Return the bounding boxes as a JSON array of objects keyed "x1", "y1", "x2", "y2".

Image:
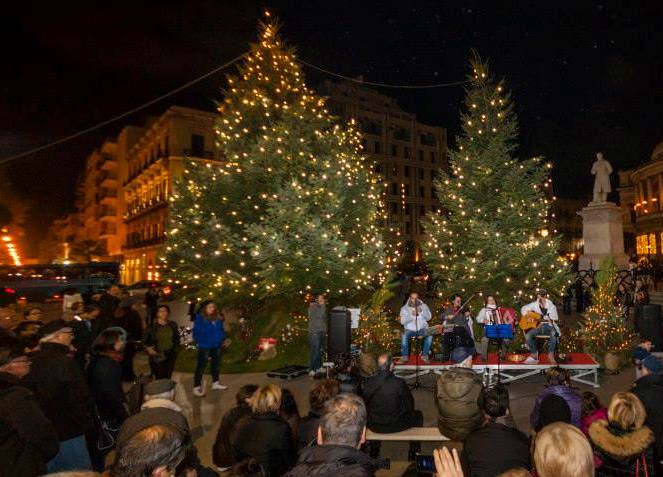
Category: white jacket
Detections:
[
  {"x1": 399, "y1": 300, "x2": 432, "y2": 332},
  {"x1": 521, "y1": 298, "x2": 560, "y2": 335}
]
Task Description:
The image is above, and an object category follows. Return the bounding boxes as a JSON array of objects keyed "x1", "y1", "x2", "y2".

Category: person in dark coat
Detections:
[
  {"x1": 213, "y1": 384, "x2": 259, "y2": 469},
  {"x1": 111, "y1": 298, "x2": 144, "y2": 382},
  {"x1": 98, "y1": 284, "x2": 121, "y2": 323},
  {"x1": 87, "y1": 327, "x2": 129, "y2": 470},
  {"x1": 71, "y1": 304, "x2": 103, "y2": 368},
  {"x1": 461, "y1": 385, "x2": 530, "y2": 477},
  {"x1": 297, "y1": 379, "x2": 340, "y2": 449},
  {"x1": 144, "y1": 286, "x2": 160, "y2": 327},
  {"x1": 284, "y1": 394, "x2": 377, "y2": 477},
  {"x1": 231, "y1": 384, "x2": 296, "y2": 477},
  {"x1": 24, "y1": 320, "x2": 95, "y2": 472},
  {"x1": 143, "y1": 304, "x2": 180, "y2": 379},
  {"x1": 280, "y1": 388, "x2": 301, "y2": 443},
  {"x1": 530, "y1": 367, "x2": 582, "y2": 429},
  {"x1": 632, "y1": 355, "x2": 663, "y2": 468},
  {"x1": 0, "y1": 337, "x2": 59, "y2": 477},
  {"x1": 361, "y1": 353, "x2": 423, "y2": 459}
]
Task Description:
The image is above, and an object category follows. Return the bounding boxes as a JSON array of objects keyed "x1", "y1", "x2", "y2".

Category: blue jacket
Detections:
[{"x1": 192, "y1": 314, "x2": 226, "y2": 349}]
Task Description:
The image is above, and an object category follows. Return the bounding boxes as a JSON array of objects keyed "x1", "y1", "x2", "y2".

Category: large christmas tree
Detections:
[
  {"x1": 163, "y1": 18, "x2": 385, "y2": 308},
  {"x1": 422, "y1": 56, "x2": 568, "y2": 304}
]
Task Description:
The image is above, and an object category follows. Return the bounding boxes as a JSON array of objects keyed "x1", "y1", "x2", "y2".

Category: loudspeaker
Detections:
[
  {"x1": 637, "y1": 304, "x2": 663, "y2": 351},
  {"x1": 328, "y1": 307, "x2": 351, "y2": 359}
]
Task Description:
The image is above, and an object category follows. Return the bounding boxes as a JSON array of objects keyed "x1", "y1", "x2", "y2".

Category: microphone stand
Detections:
[{"x1": 410, "y1": 299, "x2": 433, "y2": 390}]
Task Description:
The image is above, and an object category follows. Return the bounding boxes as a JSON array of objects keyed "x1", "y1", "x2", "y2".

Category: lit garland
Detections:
[
  {"x1": 161, "y1": 15, "x2": 387, "y2": 307},
  {"x1": 420, "y1": 54, "x2": 569, "y2": 304}
]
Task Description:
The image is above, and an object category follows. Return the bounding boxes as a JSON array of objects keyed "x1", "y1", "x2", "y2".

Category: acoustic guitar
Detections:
[{"x1": 519, "y1": 311, "x2": 542, "y2": 332}]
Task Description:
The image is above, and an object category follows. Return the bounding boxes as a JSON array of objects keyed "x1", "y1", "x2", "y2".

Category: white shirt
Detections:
[
  {"x1": 521, "y1": 298, "x2": 560, "y2": 334},
  {"x1": 399, "y1": 300, "x2": 432, "y2": 332}
]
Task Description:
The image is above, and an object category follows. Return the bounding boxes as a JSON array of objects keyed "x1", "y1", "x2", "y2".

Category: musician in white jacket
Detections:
[
  {"x1": 399, "y1": 292, "x2": 433, "y2": 363},
  {"x1": 520, "y1": 289, "x2": 560, "y2": 364}
]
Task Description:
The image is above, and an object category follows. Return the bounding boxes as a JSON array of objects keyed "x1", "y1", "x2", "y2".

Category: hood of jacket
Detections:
[
  {"x1": 436, "y1": 367, "x2": 482, "y2": 400},
  {"x1": 588, "y1": 419, "x2": 654, "y2": 459},
  {"x1": 141, "y1": 398, "x2": 182, "y2": 413}
]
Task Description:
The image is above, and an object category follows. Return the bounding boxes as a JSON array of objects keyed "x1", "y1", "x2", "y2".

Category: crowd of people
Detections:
[
  {"x1": 0, "y1": 284, "x2": 232, "y2": 477},
  {"x1": 3, "y1": 284, "x2": 663, "y2": 477}
]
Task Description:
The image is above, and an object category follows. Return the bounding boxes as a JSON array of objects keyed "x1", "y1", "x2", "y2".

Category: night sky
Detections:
[{"x1": 3, "y1": 1, "x2": 663, "y2": 255}]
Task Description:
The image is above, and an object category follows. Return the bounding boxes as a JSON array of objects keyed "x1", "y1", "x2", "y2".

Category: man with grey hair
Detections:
[
  {"x1": 284, "y1": 394, "x2": 377, "y2": 477},
  {"x1": 360, "y1": 353, "x2": 422, "y2": 459}
]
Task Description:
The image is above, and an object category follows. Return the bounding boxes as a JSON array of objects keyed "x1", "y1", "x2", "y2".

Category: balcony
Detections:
[
  {"x1": 97, "y1": 153, "x2": 117, "y2": 171},
  {"x1": 100, "y1": 223, "x2": 117, "y2": 237},
  {"x1": 183, "y1": 148, "x2": 215, "y2": 159},
  {"x1": 99, "y1": 188, "x2": 118, "y2": 205},
  {"x1": 97, "y1": 170, "x2": 118, "y2": 188},
  {"x1": 96, "y1": 205, "x2": 117, "y2": 221},
  {"x1": 124, "y1": 194, "x2": 168, "y2": 221},
  {"x1": 122, "y1": 235, "x2": 165, "y2": 250}
]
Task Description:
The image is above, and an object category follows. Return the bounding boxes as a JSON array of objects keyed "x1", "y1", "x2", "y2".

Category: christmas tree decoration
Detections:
[
  {"x1": 163, "y1": 16, "x2": 385, "y2": 308},
  {"x1": 353, "y1": 278, "x2": 400, "y2": 353},
  {"x1": 421, "y1": 53, "x2": 569, "y2": 304},
  {"x1": 575, "y1": 257, "x2": 637, "y2": 367}
]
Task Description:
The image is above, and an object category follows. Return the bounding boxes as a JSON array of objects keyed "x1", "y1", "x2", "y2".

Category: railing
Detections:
[
  {"x1": 124, "y1": 195, "x2": 168, "y2": 220},
  {"x1": 122, "y1": 235, "x2": 165, "y2": 250}
]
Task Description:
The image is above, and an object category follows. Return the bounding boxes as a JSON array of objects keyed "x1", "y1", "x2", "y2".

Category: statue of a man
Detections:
[{"x1": 591, "y1": 152, "x2": 613, "y2": 203}]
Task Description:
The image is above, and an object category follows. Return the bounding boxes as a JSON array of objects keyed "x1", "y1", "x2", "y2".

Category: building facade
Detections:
[
  {"x1": 618, "y1": 142, "x2": 663, "y2": 258},
  {"x1": 323, "y1": 81, "x2": 448, "y2": 262},
  {"x1": 80, "y1": 140, "x2": 121, "y2": 257},
  {"x1": 551, "y1": 198, "x2": 585, "y2": 258},
  {"x1": 121, "y1": 106, "x2": 218, "y2": 283}
]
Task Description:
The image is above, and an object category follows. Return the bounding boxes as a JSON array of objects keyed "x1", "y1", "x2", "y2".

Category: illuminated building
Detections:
[
  {"x1": 121, "y1": 106, "x2": 219, "y2": 283},
  {"x1": 322, "y1": 81, "x2": 448, "y2": 263},
  {"x1": 618, "y1": 142, "x2": 663, "y2": 258}
]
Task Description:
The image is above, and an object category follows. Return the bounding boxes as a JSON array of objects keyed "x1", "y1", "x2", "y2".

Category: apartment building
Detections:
[
  {"x1": 323, "y1": 81, "x2": 448, "y2": 261},
  {"x1": 121, "y1": 106, "x2": 218, "y2": 283}
]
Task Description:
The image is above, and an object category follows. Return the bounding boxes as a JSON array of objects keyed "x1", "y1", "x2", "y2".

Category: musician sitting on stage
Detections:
[
  {"x1": 439, "y1": 294, "x2": 474, "y2": 361},
  {"x1": 476, "y1": 294, "x2": 512, "y2": 360},
  {"x1": 521, "y1": 289, "x2": 560, "y2": 365},
  {"x1": 398, "y1": 292, "x2": 432, "y2": 364}
]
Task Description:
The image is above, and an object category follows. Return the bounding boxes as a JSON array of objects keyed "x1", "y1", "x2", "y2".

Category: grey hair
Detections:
[
  {"x1": 377, "y1": 352, "x2": 393, "y2": 371},
  {"x1": 320, "y1": 393, "x2": 367, "y2": 447}
]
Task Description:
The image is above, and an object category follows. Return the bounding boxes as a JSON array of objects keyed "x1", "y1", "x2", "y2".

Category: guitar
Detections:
[{"x1": 519, "y1": 311, "x2": 543, "y2": 332}]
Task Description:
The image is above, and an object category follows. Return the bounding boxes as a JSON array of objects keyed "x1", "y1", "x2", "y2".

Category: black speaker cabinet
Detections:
[{"x1": 328, "y1": 306, "x2": 351, "y2": 359}]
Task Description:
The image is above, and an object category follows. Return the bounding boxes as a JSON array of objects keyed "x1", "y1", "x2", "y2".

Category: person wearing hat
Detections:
[
  {"x1": 0, "y1": 336, "x2": 59, "y2": 477},
  {"x1": 24, "y1": 319, "x2": 95, "y2": 473},
  {"x1": 632, "y1": 353, "x2": 663, "y2": 468},
  {"x1": 117, "y1": 379, "x2": 210, "y2": 477},
  {"x1": 434, "y1": 347, "x2": 484, "y2": 441},
  {"x1": 521, "y1": 289, "x2": 561, "y2": 364}
]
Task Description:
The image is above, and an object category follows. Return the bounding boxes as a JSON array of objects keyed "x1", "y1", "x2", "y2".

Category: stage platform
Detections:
[{"x1": 394, "y1": 352, "x2": 601, "y2": 388}]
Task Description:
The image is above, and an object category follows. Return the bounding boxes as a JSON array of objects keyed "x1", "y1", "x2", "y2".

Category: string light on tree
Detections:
[
  {"x1": 162, "y1": 15, "x2": 386, "y2": 308},
  {"x1": 421, "y1": 52, "x2": 569, "y2": 304}
]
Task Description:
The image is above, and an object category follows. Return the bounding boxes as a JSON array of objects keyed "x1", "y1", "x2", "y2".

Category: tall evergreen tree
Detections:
[
  {"x1": 163, "y1": 18, "x2": 385, "y2": 308},
  {"x1": 422, "y1": 55, "x2": 568, "y2": 304}
]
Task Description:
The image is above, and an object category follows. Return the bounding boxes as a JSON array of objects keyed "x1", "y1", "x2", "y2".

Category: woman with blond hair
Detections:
[
  {"x1": 533, "y1": 422, "x2": 594, "y2": 477},
  {"x1": 587, "y1": 392, "x2": 654, "y2": 476},
  {"x1": 231, "y1": 384, "x2": 295, "y2": 476}
]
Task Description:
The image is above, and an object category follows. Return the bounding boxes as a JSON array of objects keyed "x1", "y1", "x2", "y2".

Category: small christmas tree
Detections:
[
  {"x1": 163, "y1": 16, "x2": 385, "y2": 308},
  {"x1": 576, "y1": 257, "x2": 637, "y2": 364},
  {"x1": 421, "y1": 54, "x2": 569, "y2": 304}
]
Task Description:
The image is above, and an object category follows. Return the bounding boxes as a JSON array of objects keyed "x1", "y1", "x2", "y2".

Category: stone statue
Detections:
[{"x1": 591, "y1": 152, "x2": 613, "y2": 203}]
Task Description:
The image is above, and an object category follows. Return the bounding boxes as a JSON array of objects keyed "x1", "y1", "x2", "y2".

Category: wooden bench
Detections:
[{"x1": 366, "y1": 427, "x2": 450, "y2": 442}]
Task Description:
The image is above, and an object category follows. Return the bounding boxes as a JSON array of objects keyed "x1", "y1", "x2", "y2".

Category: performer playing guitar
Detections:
[
  {"x1": 398, "y1": 292, "x2": 433, "y2": 363},
  {"x1": 520, "y1": 289, "x2": 560, "y2": 364}
]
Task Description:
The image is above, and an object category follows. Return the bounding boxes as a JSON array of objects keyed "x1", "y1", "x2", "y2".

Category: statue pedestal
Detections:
[{"x1": 577, "y1": 201, "x2": 627, "y2": 270}]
